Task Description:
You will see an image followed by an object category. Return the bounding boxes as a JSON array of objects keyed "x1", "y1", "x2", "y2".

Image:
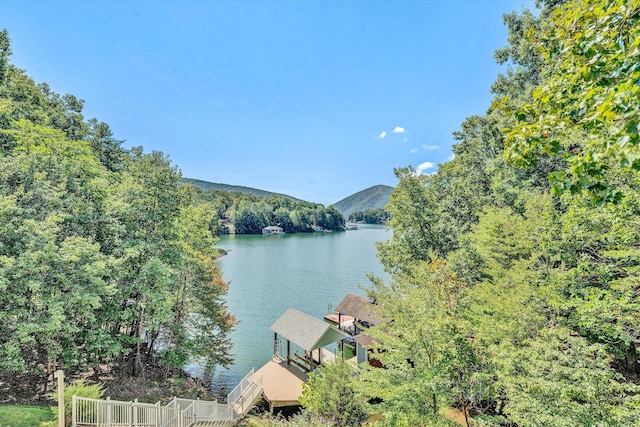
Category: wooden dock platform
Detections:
[
  {"x1": 324, "y1": 313, "x2": 355, "y2": 332},
  {"x1": 255, "y1": 356, "x2": 309, "y2": 411}
]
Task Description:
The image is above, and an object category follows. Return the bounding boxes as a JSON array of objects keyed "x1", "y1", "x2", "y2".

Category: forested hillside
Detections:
[
  {"x1": 290, "y1": 0, "x2": 640, "y2": 425},
  {"x1": 195, "y1": 189, "x2": 345, "y2": 234},
  {"x1": 347, "y1": 208, "x2": 389, "y2": 224},
  {"x1": 182, "y1": 178, "x2": 303, "y2": 201},
  {"x1": 0, "y1": 30, "x2": 233, "y2": 400},
  {"x1": 332, "y1": 184, "x2": 393, "y2": 219}
]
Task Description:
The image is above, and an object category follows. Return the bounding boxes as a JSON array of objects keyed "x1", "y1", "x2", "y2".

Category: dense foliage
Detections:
[
  {"x1": 0, "y1": 29, "x2": 233, "y2": 387},
  {"x1": 298, "y1": 0, "x2": 640, "y2": 425},
  {"x1": 299, "y1": 356, "x2": 369, "y2": 427},
  {"x1": 197, "y1": 189, "x2": 345, "y2": 234},
  {"x1": 347, "y1": 208, "x2": 389, "y2": 224},
  {"x1": 503, "y1": 0, "x2": 640, "y2": 204}
]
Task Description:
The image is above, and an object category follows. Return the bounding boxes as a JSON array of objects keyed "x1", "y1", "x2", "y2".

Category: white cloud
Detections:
[
  {"x1": 410, "y1": 148, "x2": 419, "y2": 153},
  {"x1": 416, "y1": 161, "x2": 436, "y2": 174},
  {"x1": 421, "y1": 144, "x2": 439, "y2": 150},
  {"x1": 392, "y1": 126, "x2": 405, "y2": 133},
  {"x1": 403, "y1": 138, "x2": 408, "y2": 142},
  {"x1": 378, "y1": 131, "x2": 387, "y2": 139}
]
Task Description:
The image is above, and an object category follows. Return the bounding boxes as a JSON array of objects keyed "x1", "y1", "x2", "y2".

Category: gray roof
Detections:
[
  {"x1": 335, "y1": 294, "x2": 381, "y2": 325},
  {"x1": 271, "y1": 308, "x2": 348, "y2": 351},
  {"x1": 353, "y1": 333, "x2": 374, "y2": 347}
]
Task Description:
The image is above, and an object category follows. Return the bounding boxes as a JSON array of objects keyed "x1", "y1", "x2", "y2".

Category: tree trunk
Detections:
[
  {"x1": 625, "y1": 345, "x2": 639, "y2": 376},
  {"x1": 134, "y1": 304, "x2": 145, "y2": 377},
  {"x1": 463, "y1": 403, "x2": 470, "y2": 427}
]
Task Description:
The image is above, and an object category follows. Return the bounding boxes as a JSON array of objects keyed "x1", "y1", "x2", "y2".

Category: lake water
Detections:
[{"x1": 190, "y1": 224, "x2": 390, "y2": 394}]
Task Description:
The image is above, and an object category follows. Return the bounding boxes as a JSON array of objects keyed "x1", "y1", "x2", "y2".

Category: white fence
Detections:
[
  {"x1": 72, "y1": 369, "x2": 263, "y2": 427},
  {"x1": 228, "y1": 369, "x2": 263, "y2": 417},
  {"x1": 72, "y1": 396, "x2": 187, "y2": 427}
]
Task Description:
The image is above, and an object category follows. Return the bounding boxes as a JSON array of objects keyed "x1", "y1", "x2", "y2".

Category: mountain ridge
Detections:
[
  {"x1": 331, "y1": 185, "x2": 394, "y2": 219},
  {"x1": 183, "y1": 178, "x2": 394, "y2": 216},
  {"x1": 182, "y1": 178, "x2": 304, "y2": 202}
]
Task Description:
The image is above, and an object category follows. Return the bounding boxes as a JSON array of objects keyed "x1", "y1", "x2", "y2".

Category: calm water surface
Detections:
[{"x1": 191, "y1": 224, "x2": 390, "y2": 394}]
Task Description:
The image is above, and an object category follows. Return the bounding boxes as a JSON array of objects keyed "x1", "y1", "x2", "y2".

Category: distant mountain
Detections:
[
  {"x1": 182, "y1": 178, "x2": 304, "y2": 202},
  {"x1": 332, "y1": 185, "x2": 394, "y2": 219}
]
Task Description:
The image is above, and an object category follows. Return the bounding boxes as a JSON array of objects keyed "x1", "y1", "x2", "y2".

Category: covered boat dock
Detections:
[
  {"x1": 258, "y1": 308, "x2": 348, "y2": 412},
  {"x1": 329, "y1": 293, "x2": 382, "y2": 365}
]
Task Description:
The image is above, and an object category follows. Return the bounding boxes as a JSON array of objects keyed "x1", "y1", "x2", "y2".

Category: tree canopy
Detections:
[
  {"x1": 504, "y1": 0, "x2": 640, "y2": 204},
  {"x1": 0, "y1": 31, "x2": 233, "y2": 388},
  {"x1": 198, "y1": 189, "x2": 345, "y2": 234}
]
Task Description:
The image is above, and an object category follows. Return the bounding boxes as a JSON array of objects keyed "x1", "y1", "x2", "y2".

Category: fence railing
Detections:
[
  {"x1": 72, "y1": 370, "x2": 263, "y2": 427},
  {"x1": 72, "y1": 396, "x2": 184, "y2": 427},
  {"x1": 227, "y1": 369, "x2": 255, "y2": 406},
  {"x1": 230, "y1": 374, "x2": 263, "y2": 418}
]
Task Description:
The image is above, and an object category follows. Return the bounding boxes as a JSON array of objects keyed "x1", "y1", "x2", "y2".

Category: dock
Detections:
[
  {"x1": 324, "y1": 313, "x2": 356, "y2": 333},
  {"x1": 255, "y1": 356, "x2": 309, "y2": 411},
  {"x1": 258, "y1": 308, "x2": 349, "y2": 413}
]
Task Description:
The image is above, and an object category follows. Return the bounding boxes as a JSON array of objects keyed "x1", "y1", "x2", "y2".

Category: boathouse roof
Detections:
[
  {"x1": 353, "y1": 333, "x2": 374, "y2": 347},
  {"x1": 271, "y1": 308, "x2": 348, "y2": 351},
  {"x1": 335, "y1": 293, "x2": 381, "y2": 325}
]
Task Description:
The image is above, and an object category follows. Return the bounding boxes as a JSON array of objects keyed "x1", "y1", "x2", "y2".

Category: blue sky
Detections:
[{"x1": 1, "y1": 0, "x2": 534, "y2": 205}]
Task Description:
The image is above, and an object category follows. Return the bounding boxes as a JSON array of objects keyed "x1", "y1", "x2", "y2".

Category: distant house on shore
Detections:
[{"x1": 262, "y1": 225, "x2": 284, "y2": 235}]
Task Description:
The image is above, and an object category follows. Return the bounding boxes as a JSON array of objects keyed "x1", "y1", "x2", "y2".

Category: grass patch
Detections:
[{"x1": 0, "y1": 405, "x2": 55, "y2": 427}]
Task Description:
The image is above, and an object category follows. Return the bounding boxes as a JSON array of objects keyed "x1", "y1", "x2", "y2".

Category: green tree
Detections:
[
  {"x1": 0, "y1": 121, "x2": 114, "y2": 376},
  {"x1": 229, "y1": 199, "x2": 270, "y2": 234},
  {"x1": 86, "y1": 118, "x2": 125, "y2": 171},
  {"x1": 0, "y1": 31, "x2": 234, "y2": 393},
  {"x1": 0, "y1": 29, "x2": 11, "y2": 86},
  {"x1": 362, "y1": 260, "x2": 480, "y2": 425},
  {"x1": 504, "y1": 0, "x2": 640, "y2": 203},
  {"x1": 497, "y1": 328, "x2": 639, "y2": 426},
  {"x1": 300, "y1": 357, "x2": 368, "y2": 427},
  {"x1": 169, "y1": 187, "x2": 234, "y2": 369},
  {"x1": 348, "y1": 208, "x2": 389, "y2": 224},
  {"x1": 376, "y1": 167, "x2": 442, "y2": 273},
  {"x1": 553, "y1": 179, "x2": 640, "y2": 377},
  {"x1": 273, "y1": 207, "x2": 295, "y2": 232}
]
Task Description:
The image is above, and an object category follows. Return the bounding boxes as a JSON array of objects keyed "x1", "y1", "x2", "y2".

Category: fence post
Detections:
[
  {"x1": 155, "y1": 401, "x2": 161, "y2": 427},
  {"x1": 106, "y1": 397, "x2": 112, "y2": 427},
  {"x1": 56, "y1": 370, "x2": 65, "y2": 427},
  {"x1": 133, "y1": 399, "x2": 138, "y2": 427},
  {"x1": 71, "y1": 395, "x2": 76, "y2": 427}
]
